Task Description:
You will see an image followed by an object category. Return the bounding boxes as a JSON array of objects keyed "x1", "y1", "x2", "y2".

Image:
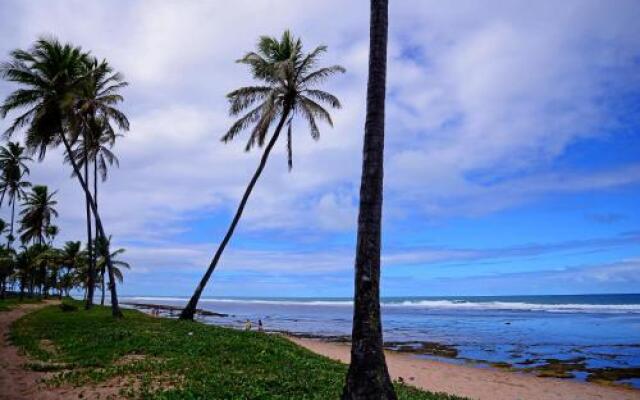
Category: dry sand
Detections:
[{"x1": 288, "y1": 336, "x2": 640, "y2": 400}]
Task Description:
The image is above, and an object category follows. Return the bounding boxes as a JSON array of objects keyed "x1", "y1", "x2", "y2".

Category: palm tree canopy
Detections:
[
  {"x1": 0, "y1": 141, "x2": 32, "y2": 206},
  {"x1": 60, "y1": 241, "x2": 83, "y2": 268},
  {"x1": 0, "y1": 37, "x2": 91, "y2": 160},
  {"x1": 66, "y1": 58, "x2": 128, "y2": 180},
  {"x1": 95, "y1": 235, "x2": 129, "y2": 283},
  {"x1": 19, "y1": 185, "x2": 58, "y2": 244},
  {"x1": 66, "y1": 123, "x2": 120, "y2": 182},
  {"x1": 222, "y1": 30, "x2": 345, "y2": 169}
]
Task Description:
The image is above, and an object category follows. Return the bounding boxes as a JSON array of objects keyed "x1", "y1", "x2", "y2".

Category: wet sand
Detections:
[{"x1": 287, "y1": 336, "x2": 640, "y2": 400}]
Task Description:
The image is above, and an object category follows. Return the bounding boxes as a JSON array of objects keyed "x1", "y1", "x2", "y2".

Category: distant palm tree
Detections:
[
  {"x1": 59, "y1": 241, "x2": 83, "y2": 297},
  {"x1": 0, "y1": 142, "x2": 32, "y2": 246},
  {"x1": 19, "y1": 185, "x2": 57, "y2": 246},
  {"x1": 0, "y1": 245, "x2": 15, "y2": 299},
  {"x1": 180, "y1": 30, "x2": 345, "y2": 320},
  {"x1": 342, "y1": 1, "x2": 396, "y2": 399},
  {"x1": 0, "y1": 37, "x2": 124, "y2": 317},
  {"x1": 95, "y1": 235, "x2": 130, "y2": 306}
]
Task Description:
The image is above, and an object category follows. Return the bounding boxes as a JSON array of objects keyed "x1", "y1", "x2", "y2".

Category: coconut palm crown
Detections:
[
  {"x1": 19, "y1": 185, "x2": 58, "y2": 245},
  {"x1": 222, "y1": 30, "x2": 345, "y2": 169}
]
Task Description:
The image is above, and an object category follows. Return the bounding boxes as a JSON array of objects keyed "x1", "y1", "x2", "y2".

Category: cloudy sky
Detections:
[{"x1": 1, "y1": 0, "x2": 639, "y2": 298}]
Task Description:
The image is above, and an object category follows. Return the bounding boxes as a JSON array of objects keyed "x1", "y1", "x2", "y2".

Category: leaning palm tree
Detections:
[
  {"x1": 180, "y1": 30, "x2": 345, "y2": 320},
  {"x1": 0, "y1": 37, "x2": 124, "y2": 317},
  {"x1": 95, "y1": 235, "x2": 129, "y2": 306},
  {"x1": 19, "y1": 185, "x2": 57, "y2": 246},
  {"x1": 342, "y1": 1, "x2": 396, "y2": 399},
  {"x1": 0, "y1": 142, "x2": 32, "y2": 246}
]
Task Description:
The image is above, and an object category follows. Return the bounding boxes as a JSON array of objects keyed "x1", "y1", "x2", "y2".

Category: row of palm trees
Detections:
[
  {"x1": 0, "y1": 38, "x2": 128, "y2": 317},
  {"x1": 0, "y1": 141, "x2": 129, "y2": 302},
  {"x1": 0, "y1": 235, "x2": 130, "y2": 302},
  {"x1": 1, "y1": 0, "x2": 394, "y2": 397}
]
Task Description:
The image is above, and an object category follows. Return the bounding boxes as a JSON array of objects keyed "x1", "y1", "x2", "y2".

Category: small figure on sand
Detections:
[
  {"x1": 244, "y1": 319, "x2": 252, "y2": 331},
  {"x1": 258, "y1": 319, "x2": 263, "y2": 332}
]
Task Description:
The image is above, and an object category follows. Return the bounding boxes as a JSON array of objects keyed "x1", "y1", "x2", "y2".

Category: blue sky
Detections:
[{"x1": 0, "y1": 0, "x2": 639, "y2": 297}]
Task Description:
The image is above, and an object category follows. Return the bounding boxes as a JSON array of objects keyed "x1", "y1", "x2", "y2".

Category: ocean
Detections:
[{"x1": 121, "y1": 294, "x2": 640, "y2": 388}]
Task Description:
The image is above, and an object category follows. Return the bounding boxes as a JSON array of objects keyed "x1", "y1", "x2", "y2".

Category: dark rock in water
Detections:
[
  {"x1": 122, "y1": 302, "x2": 228, "y2": 317},
  {"x1": 524, "y1": 357, "x2": 588, "y2": 379},
  {"x1": 490, "y1": 362, "x2": 512, "y2": 370},
  {"x1": 587, "y1": 367, "x2": 640, "y2": 384},
  {"x1": 385, "y1": 341, "x2": 459, "y2": 358}
]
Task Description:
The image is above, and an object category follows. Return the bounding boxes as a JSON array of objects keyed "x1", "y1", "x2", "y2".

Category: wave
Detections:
[{"x1": 124, "y1": 296, "x2": 640, "y2": 313}]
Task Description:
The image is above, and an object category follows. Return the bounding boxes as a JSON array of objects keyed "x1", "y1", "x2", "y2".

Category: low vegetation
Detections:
[{"x1": 11, "y1": 302, "x2": 467, "y2": 399}]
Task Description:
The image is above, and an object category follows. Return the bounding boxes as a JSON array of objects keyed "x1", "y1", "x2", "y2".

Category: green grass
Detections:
[
  {"x1": 0, "y1": 296, "x2": 42, "y2": 311},
  {"x1": 11, "y1": 302, "x2": 468, "y2": 399}
]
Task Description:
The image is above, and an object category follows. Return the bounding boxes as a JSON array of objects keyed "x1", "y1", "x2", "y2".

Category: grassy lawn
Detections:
[
  {"x1": 0, "y1": 296, "x2": 42, "y2": 311},
  {"x1": 10, "y1": 302, "x2": 468, "y2": 399}
]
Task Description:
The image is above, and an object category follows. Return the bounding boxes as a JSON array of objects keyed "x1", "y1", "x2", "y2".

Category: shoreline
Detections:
[
  {"x1": 287, "y1": 335, "x2": 640, "y2": 400},
  {"x1": 126, "y1": 302, "x2": 640, "y2": 390}
]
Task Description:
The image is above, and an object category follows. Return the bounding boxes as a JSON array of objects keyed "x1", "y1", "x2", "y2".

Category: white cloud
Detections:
[{"x1": 0, "y1": 0, "x2": 639, "y2": 290}]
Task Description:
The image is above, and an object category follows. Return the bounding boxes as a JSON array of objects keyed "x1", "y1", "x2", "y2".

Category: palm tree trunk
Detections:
[
  {"x1": 8, "y1": 198, "x2": 15, "y2": 247},
  {"x1": 59, "y1": 133, "x2": 123, "y2": 318},
  {"x1": 84, "y1": 143, "x2": 95, "y2": 309},
  {"x1": 94, "y1": 156, "x2": 106, "y2": 307},
  {"x1": 342, "y1": 1, "x2": 396, "y2": 399},
  {"x1": 180, "y1": 106, "x2": 292, "y2": 320},
  {"x1": 101, "y1": 269, "x2": 105, "y2": 306}
]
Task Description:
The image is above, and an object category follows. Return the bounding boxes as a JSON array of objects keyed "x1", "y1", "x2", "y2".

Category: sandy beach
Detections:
[{"x1": 288, "y1": 336, "x2": 640, "y2": 400}]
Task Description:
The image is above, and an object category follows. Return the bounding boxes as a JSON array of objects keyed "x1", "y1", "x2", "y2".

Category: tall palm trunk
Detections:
[
  {"x1": 180, "y1": 106, "x2": 292, "y2": 320},
  {"x1": 8, "y1": 198, "x2": 16, "y2": 247},
  {"x1": 342, "y1": 1, "x2": 396, "y2": 399},
  {"x1": 59, "y1": 132, "x2": 122, "y2": 318},
  {"x1": 94, "y1": 157, "x2": 106, "y2": 307},
  {"x1": 84, "y1": 140, "x2": 95, "y2": 309}
]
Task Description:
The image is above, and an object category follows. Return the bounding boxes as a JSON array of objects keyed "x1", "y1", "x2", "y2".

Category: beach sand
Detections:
[{"x1": 288, "y1": 336, "x2": 640, "y2": 400}]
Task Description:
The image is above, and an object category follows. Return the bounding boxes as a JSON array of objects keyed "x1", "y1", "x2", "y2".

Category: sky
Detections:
[{"x1": 0, "y1": 0, "x2": 639, "y2": 298}]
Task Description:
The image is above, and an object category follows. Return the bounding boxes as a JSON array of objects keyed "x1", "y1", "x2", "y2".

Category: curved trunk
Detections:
[
  {"x1": 180, "y1": 107, "x2": 291, "y2": 320},
  {"x1": 342, "y1": 0, "x2": 396, "y2": 399},
  {"x1": 60, "y1": 133, "x2": 123, "y2": 318},
  {"x1": 84, "y1": 142, "x2": 95, "y2": 309}
]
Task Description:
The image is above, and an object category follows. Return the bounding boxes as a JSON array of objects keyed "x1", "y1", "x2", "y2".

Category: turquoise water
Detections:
[{"x1": 123, "y1": 294, "x2": 640, "y2": 387}]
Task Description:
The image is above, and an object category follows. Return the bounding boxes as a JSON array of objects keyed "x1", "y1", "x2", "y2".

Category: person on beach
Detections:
[
  {"x1": 244, "y1": 319, "x2": 252, "y2": 331},
  {"x1": 258, "y1": 319, "x2": 263, "y2": 332}
]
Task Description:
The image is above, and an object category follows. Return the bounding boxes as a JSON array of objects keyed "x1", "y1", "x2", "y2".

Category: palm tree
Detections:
[
  {"x1": 342, "y1": 1, "x2": 395, "y2": 398},
  {"x1": 95, "y1": 235, "x2": 129, "y2": 306},
  {"x1": 45, "y1": 224, "x2": 59, "y2": 245},
  {"x1": 0, "y1": 245, "x2": 15, "y2": 299},
  {"x1": 180, "y1": 30, "x2": 345, "y2": 320},
  {"x1": 0, "y1": 37, "x2": 124, "y2": 317},
  {"x1": 59, "y1": 241, "x2": 83, "y2": 297},
  {"x1": 19, "y1": 185, "x2": 57, "y2": 246},
  {"x1": 67, "y1": 58, "x2": 128, "y2": 309},
  {"x1": 0, "y1": 142, "x2": 32, "y2": 246}
]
